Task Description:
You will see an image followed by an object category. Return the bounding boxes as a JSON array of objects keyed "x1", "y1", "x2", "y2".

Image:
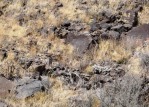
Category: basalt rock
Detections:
[
  {"x1": 125, "y1": 24, "x2": 149, "y2": 48},
  {"x1": 66, "y1": 33, "x2": 92, "y2": 55},
  {"x1": 127, "y1": 24, "x2": 149, "y2": 39}
]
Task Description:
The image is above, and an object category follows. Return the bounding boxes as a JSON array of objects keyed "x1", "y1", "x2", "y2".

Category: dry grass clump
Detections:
[
  {"x1": 0, "y1": 59, "x2": 25, "y2": 78},
  {"x1": 139, "y1": 4, "x2": 149, "y2": 24},
  {"x1": 128, "y1": 44, "x2": 149, "y2": 74},
  {"x1": 0, "y1": 18, "x2": 26, "y2": 38},
  {"x1": 93, "y1": 40, "x2": 131, "y2": 64}
]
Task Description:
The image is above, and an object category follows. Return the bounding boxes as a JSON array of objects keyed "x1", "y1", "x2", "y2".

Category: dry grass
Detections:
[
  {"x1": 139, "y1": 4, "x2": 149, "y2": 24},
  {"x1": 125, "y1": 42, "x2": 149, "y2": 76},
  {"x1": 0, "y1": 18, "x2": 26, "y2": 38},
  {"x1": 93, "y1": 40, "x2": 131, "y2": 63}
]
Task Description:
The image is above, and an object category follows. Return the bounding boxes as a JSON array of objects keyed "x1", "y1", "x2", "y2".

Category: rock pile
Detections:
[{"x1": 47, "y1": 62, "x2": 125, "y2": 90}]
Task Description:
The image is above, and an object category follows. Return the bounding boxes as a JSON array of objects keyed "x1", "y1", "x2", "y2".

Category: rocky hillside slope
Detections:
[{"x1": 0, "y1": 0, "x2": 149, "y2": 107}]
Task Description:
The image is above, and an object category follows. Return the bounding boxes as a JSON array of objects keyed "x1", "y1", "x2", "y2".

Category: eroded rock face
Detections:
[{"x1": 0, "y1": 76, "x2": 15, "y2": 98}]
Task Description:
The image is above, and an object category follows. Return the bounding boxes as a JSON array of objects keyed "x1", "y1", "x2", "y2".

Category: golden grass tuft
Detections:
[
  {"x1": 139, "y1": 5, "x2": 149, "y2": 24},
  {"x1": 0, "y1": 18, "x2": 26, "y2": 38},
  {"x1": 127, "y1": 43, "x2": 149, "y2": 75},
  {"x1": 91, "y1": 96, "x2": 101, "y2": 107},
  {"x1": 93, "y1": 40, "x2": 131, "y2": 63}
]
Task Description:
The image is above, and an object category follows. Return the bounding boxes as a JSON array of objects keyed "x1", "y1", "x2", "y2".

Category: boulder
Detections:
[
  {"x1": 125, "y1": 24, "x2": 149, "y2": 48},
  {"x1": 108, "y1": 31, "x2": 120, "y2": 39},
  {"x1": 127, "y1": 24, "x2": 149, "y2": 38},
  {"x1": 15, "y1": 76, "x2": 50, "y2": 99},
  {"x1": 66, "y1": 33, "x2": 92, "y2": 55}
]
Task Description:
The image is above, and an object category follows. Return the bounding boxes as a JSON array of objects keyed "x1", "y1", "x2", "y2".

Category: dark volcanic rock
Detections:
[
  {"x1": 125, "y1": 24, "x2": 149, "y2": 48},
  {"x1": 0, "y1": 49, "x2": 7, "y2": 61},
  {"x1": 100, "y1": 32, "x2": 109, "y2": 39},
  {"x1": 66, "y1": 33, "x2": 92, "y2": 55},
  {"x1": 55, "y1": 2, "x2": 63, "y2": 7},
  {"x1": 127, "y1": 24, "x2": 149, "y2": 38},
  {"x1": 61, "y1": 21, "x2": 71, "y2": 28}
]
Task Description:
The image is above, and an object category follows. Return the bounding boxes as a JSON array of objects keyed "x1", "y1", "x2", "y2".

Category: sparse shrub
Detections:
[{"x1": 97, "y1": 73, "x2": 149, "y2": 107}]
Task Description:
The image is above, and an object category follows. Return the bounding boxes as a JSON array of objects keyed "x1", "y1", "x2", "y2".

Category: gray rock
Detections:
[
  {"x1": 0, "y1": 101, "x2": 8, "y2": 107},
  {"x1": 108, "y1": 31, "x2": 120, "y2": 39},
  {"x1": 123, "y1": 24, "x2": 132, "y2": 29},
  {"x1": 111, "y1": 24, "x2": 123, "y2": 31},
  {"x1": 90, "y1": 24, "x2": 98, "y2": 32},
  {"x1": 15, "y1": 76, "x2": 50, "y2": 99},
  {"x1": 100, "y1": 23, "x2": 112, "y2": 30}
]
